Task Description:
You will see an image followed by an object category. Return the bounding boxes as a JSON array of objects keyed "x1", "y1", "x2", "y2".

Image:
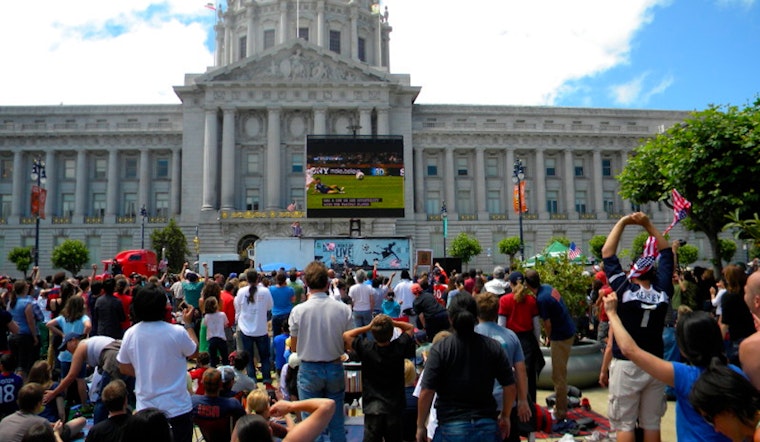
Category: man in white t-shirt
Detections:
[{"x1": 117, "y1": 285, "x2": 198, "y2": 442}]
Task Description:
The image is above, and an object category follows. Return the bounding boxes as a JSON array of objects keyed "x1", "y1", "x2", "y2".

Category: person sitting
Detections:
[
  {"x1": 120, "y1": 408, "x2": 172, "y2": 442},
  {"x1": 188, "y1": 352, "x2": 211, "y2": 395},
  {"x1": 246, "y1": 390, "x2": 293, "y2": 439},
  {"x1": 231, "y1": 398, "x2": 335, "y2": 442},
  {"x1": 85, "y1": 380, "x2": 131, "y2": 442},
  {"x1": 0, "y1": 383, "x2": 71, "y2": 442},
  {"x1": 0, "y1": 354, "x2": 24, "y2": 420},
  {"x1": 26, "y1": 361, "x2": 86, "y2": 436},
  {"x1": 191, "y1": 368, "x2": 245, "y2": 442},
  {"x1": 230, "y1": 351, "x2": 256, "y2": 395}
]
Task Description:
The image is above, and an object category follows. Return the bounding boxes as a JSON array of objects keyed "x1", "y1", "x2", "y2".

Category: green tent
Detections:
[{"x1": 524, "y1": 241, "x2": 588, "y2": 267}]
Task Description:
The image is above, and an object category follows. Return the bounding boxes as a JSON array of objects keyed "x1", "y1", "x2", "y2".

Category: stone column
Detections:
[
  {"x1": 11, "y1": 150, "x2": 24, "y2": 217},
  {"x1": 444, "y1": 148, "x2": 455, "y2": 214},
  {"x1": 564, "y1": 149, "x2": 575, "y2": 216},
  {"x1": 506, "y1": 148, "x2": 515, "y2": 219},
  {"x1": 350, "y1": 5, "x2": 359, "y2": 60},
  {"x1": 279, "y1": 0, "x2": 288, "y2": 44},
  {"x1": 375, "y1": 14, "x2": 382, "y2": 67},
  {"x1": 246, "y1": 7, "x2": 255, "y2": 57},
  {"x1": 106, "y1": 150, "x2": 119, "y2": 217},
  {"x1": 221, "y1": 108, "x2": 236, "y2": 211},
  {"x1": 202, "y1": 109, "x2": 219, "y2": 211},
  {"x1": 316, "y1": 1, "x2": 325, "y2": 48},
  {"x1": 74, "y1": 149, "x2": 88, "y2": 217},
  {"x1": 266, "y1": 107, "x2": 282, "y2": 209},
  {"x1": 139, "y1": 148, "x2": 150, "y2": 215},
  {"x1": 413, "y1": 147, "x2": 424, "y2": 214},
  {"x1": 620, "y1": 150, "x2": 631, "y2": 212},
  {"x1": 44, "y1": 150, "x2": 56, "y2": 217},
  {"x1": 171, "y1": 148, "x2": 181, "y2": 216},
  {"x1": 223, "y1": 20, "x2": 231, "y2": 65},
  {"x1": 313, "y1": 107, "x2": 327, "y2": 135},
  {"x1": 377, "y1": 107, "x2": 389, "y2": 135},
  {"x1": 215, "y1": 23, "x2": 224, "y2": 66},
  {"x1": 359, "y1": 108, "x2": 372, "y2": 135},
  {"x1": 593, "y1": 150, "x2": 603, "y2": 216},
  {"x1": 475, "y1": 147, "x2": 487, "y2": 217},
  {"x1": 535, "y1": 148, "x2": 547, "y2": 219}
]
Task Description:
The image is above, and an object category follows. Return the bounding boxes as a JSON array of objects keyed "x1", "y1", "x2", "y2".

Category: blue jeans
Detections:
[
  {"x1": 353, "y1": 310, "x2": 373, "y2": 329},
  {"x1": 298, "y1": 361, "x2": 346, "y2": 442},
  {"x1": 433, "y1": 418, "x2": 501, "y2": 442},
  {"x1": 240, "y1": 333, "x2": 272, "y2": 384}
]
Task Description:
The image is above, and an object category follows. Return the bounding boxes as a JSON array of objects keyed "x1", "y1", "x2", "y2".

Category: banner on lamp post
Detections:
[{"x1": 512, "y1": 182, "x2": 527, "y2": 213}]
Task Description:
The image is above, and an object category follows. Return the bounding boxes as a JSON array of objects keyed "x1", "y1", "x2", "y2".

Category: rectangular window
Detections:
[
  {"x1": 94, "y1": 158, "x2": 107, "y2": 179},
  {"x1": 329, "y1": 30, "x2": 341, "y2": 53},
  {"x1": 291, "y1": 153, "x2": 303, "y2": 173},
  {"x1": 263, "y1": 29, "x2": 275, "y2": 49},
  {"x1": 239, "y1": 36, "x2": 247, "y2": 59},
  {"x1": 125, "y1": 158, "x2": 138, "y2": 179},
  {"x1": 0, "y1": 194, "x2": 11, "y2": 218},
  {"x1": 574, "y1": 159, "x2": 584, "y2": 177},
  {"x1": 156, "y1": 192, "x2": 169, "y2": 217},
  {"x1": 61, "y1": 193, "x2": 75, "y2": 217},
  {"x1": 247, "y1": 152, "x2": 261, "y2": 175},
  {"x1": 485, "y1": 161, "x2": 498, "y2": 177},
  {"x1": 124, "y1": 193, "x2": 137, "y2": 217},
  {"x1": 456, "y1": 190, "x2": 472, "y2": 214},
  {"x1": 0, "y1": 159, "x2": 12, "y2": 180},
  {"x1": 545, "y1": 158, "x2": 556, "y2": 177},
  {"x1": 156, "y1": 158, "x2": 169, "y2": 178},
  {"x1": 358, "y1": 37, "x2": 366, "y2": 62},
  {"x1": 603, "y1": 191, "x2": 615, "y2": 213},
  {"x1": 246, "y1": 189, "x2": 260, "y2": 211},
  {"x1": 575, "y1": 190, "x2": 587, "y2": 213},
  {"x1": 602, "y1": 159, "x2": 612, "y2": 177},
  {"x1": 456, "y1": 157, "x2": 468, "y2": 176},
  {"x1": 290, "y1": 188, "x2": 304, "y2": 207},
  {"x1": 298, "y1": 27, "x2": 309, "y2": 41},
  {"x1": 546, "y1": 190, "x2": 558, "y2": 214},
  {"x1": 426, "y1": 158, "x2": 438, "y2": 176},
  {"x1": 92, "y1": 193, "x2": 106, "y2": 217},
  {"x1": 63, "y1": 159, "x2": 76, "y2": 179},
  {"x1": 425, "y1": 192, "x2": 440, "y2": 215},
  {"x1": 486, "y1": 190, "x2": 501, "y2": 214}
]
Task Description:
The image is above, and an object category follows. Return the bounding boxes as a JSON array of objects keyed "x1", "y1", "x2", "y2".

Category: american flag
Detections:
[
  {"x1": 628, "y1": 235, "x2": 659, "y2": 280},
  {"x1": 664, "y1": 189, "x2": 691, "y2": 234},
  {"x1": 568, "y1": 242, "x2": 582, "y2": 260}
]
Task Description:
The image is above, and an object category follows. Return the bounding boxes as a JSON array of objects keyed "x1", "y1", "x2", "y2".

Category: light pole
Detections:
[
  {"x1": 441, "y1": 201, "x2": 448, "y2": 259},
  {"x1": 512, "y1": 159, "x2": 525, "y2": 261},
  {"x1": 193, "y1": 226, "x2": 201, "y2": 272},
  {"x1": 140, "y1": 205, "x2": 148, "y2": 249},
  {"x1": 30, "y1": 158, "x2": 47, "y2": 267}
]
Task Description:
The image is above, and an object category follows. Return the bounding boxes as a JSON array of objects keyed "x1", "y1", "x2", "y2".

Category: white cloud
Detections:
[
  {"x1": 714, "y1": 0, "x2": 755, "y2": 8},
  {"x1": 609, "y1": 72, "x2": 674, "y2": 106}
]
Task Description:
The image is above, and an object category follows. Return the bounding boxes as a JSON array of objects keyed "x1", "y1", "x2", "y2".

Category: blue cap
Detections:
[{"x1": 59, "y1": 332, "x2": 84, "y2": 351}]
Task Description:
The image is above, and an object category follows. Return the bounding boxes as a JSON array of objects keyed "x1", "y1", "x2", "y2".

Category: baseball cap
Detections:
[
  {"x1": 228, "y1": 272, "x2": 238, "y2": 279},
  {"x1": 217, "y1": 366, "x2": 236, "y2": 383},
  {"x1": 59, "y1": 333, "x2": 84, "y2": 351},
  {"x1": 508, "y1": 271, "x2": 525, "y2": 285}
]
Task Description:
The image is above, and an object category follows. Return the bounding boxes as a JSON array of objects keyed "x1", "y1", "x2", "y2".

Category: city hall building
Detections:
[{"x1": 0, "y1": 0, "x2": 691, "y2": 276}]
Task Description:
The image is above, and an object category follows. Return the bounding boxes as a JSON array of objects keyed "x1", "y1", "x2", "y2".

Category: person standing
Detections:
[
  {"x1": 394, "y1": 270, "x2": 415, "y2": 323},
  {"x1": 234, "y1": 270, "x2": 274, "y2": 388},
  {"x1": 599, "y1": 212, "x2": 674, "y2": 442},
  {"x1": 288, "y1": 261, "x2": 353, "y2": 442},
  {"x1": 7, "y1": 280, "x2": 41, "y2": 376},
  {"x1": 270, "y1": 272, "x2": 295, "y2": 338},
  {"x1": 93, "y1": 278, "x2": 125, "y2": 339},
  {"x1": 526, "y1": 268, "x2": 575, "y2": 423},
  {"x1": 348, "y1": 270, "x2": 374, "y2": 331},
  {"x1": 117, "y1": 285, "x2": 198, "y2": 442},
  {"x1": 739, "y1": 270, "x2": 760, "y2": 390}
]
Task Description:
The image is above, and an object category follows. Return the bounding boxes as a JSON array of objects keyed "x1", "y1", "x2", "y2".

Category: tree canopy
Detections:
[
  {"x1": 449, "y1": 232, "x2": 482, "y2": 265},
  {"x1": 618, "y1": 100, "x2": 760, "y2": 274},
  {"x1": 7, "y1": 247, "x2": 32, "y2": 277},
  {"x1": 51, "y1": 239, "x2": 89, "y2": 276},
  {"x1": 150, "y1": 219, "x2": 190, "y2": 274}
]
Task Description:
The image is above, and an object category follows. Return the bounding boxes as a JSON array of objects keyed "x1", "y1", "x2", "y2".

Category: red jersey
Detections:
[{"x1": 498, "y1": 293, "x2": 539, "y2": 333}]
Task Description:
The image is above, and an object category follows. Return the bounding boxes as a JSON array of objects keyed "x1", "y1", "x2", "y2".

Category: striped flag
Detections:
[
  {"x1": 204, "y1": 2, "x2": 216, "y2": 10},
  {"x1": 628, "y1": 235, "x2": 659, "y2": 280},
  {"x1": 664, "y1": 189, "x2": 691, "y2": 234},
  {"x1": 568, "y1": 242, "x2": 582, "y2": 260}
]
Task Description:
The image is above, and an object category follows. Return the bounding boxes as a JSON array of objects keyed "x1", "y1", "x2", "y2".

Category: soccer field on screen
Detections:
[{"x1": 306, "y1": 175, "x2": 404, "y2": 212}]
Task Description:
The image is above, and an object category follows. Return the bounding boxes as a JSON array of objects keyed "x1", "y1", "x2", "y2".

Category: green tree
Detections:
[
  {"x1": 7, "y1": 247, "x2": 33, "y2": 277},
  {"x1": 51, "y1": 240, "x2": 89, "y2": 276},
  {"x1": 618, "y1": 100, "x2": 760, "y2": 275},
  {"x1": 719, "y1": 239, "x2": 737, "y2": 264},
  {"x1": 497, "y1": 236, "x2": 522, "y2": 266},
  {"x1": 724, "y1": 210, "x2": 760, "y2": 242},
  {"x1": 589, "y1": 235, "x2": 607, "y2": 262},
  {"x1": 532, "y1": 256, "x2": 593, "y2": 319},
  {"x1": 676, "y1": 244, "x2": 699, "y2": 268},
  {"x1": 150, "y1": 219, "x2": 191, "y2": 273},
  {"x1": 449, "y1": 232, "x2": 482, "y2": 266}
]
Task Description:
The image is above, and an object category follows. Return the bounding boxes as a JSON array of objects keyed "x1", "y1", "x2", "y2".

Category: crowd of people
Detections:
[{"x1": 0, "y1": 211, "x2": 759, "y2": 442}]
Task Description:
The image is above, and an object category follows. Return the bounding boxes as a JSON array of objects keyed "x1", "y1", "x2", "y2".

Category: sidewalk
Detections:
[{"x1": 535, "y1": 387, "x2": 676, "y2": 441}]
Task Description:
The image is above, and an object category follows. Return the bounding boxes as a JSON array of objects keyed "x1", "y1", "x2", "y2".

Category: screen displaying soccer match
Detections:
[{"x1": 305, "y1": 136, "x2": 404, "y2": 218}]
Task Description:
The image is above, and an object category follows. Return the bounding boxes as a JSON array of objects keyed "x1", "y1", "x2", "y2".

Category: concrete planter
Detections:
[{"x1": 537, "y1": 338, "x2": 604, "y2": 390}]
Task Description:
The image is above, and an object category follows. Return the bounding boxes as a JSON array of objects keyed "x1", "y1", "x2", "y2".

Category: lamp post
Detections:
[
  {"x1": 140, "y1": 205, "x2": 148, "y2": 249},
  {"x1": 441, "y1": 201, "x2": 448, "y2": 259},
  {"x1": 30, "y1": 158, "x2": 47, "y2": 267},
  {"x1": 193, "y1": 226, "x2": 201, "y2": 272},
  {"x1": 512, "y1": 159, "x2": 525, "y2": 261}
]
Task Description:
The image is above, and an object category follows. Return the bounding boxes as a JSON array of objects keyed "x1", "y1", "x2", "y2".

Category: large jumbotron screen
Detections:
[{"x1": 306, "y1": 136, "x2": 404, "y2": 218}]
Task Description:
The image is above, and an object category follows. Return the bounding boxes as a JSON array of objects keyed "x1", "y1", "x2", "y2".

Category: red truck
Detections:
[{"x1": 101, "y1": 249, "x2": 158, "y2": 278}]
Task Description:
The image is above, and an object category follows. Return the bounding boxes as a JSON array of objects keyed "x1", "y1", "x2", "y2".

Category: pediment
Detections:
[{"x1": 197, "y1": 40, "x2": 390, "y2": 84}]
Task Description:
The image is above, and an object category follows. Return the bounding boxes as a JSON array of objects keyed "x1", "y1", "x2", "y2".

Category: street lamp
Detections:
[
  {"x1": 140, "y1": 205, "x2": 148, "y2": 249},
  {"x1": 30, "y1": 158, "x2": 47, "y2": 267},
  {"x1": 441, "y1": 201, "x2": 448, "y2": 259},
  {"x1": 512, "y1": 159, "x2": 525, "y2": 261}
]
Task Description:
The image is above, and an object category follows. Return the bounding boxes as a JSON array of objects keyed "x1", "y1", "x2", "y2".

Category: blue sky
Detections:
[{"x1": 2, "y1": 0, "x2": 758, "y2": 111}]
